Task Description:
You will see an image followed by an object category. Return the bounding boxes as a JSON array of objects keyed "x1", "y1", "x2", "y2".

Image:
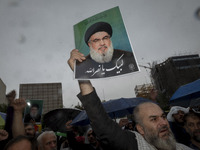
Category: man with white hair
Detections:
[
  {"x1": 75, "y1": 22, "x2": 138, "y2": 79},
  {"x1": 167, "y1": 106, "x2": 190, "y2": 146},
  {"x1": 37, "y1": 131, "x2": 57, "y2": 150}
]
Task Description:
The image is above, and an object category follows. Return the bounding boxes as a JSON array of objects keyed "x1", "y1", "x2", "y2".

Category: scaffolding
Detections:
[{"x1": 135, "y1": 83, "x2": 154, "y2": 99}]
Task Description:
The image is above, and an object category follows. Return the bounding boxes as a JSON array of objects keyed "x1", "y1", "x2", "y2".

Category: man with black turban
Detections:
[
  {"x1": 75, "y1": 21, "x2": 139, "y2": 79},
  {"x1": 24, "y1": 103, "x2": 41, "y2": 123}
]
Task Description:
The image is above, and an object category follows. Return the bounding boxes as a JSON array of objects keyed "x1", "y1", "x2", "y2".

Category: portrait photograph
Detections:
[
  {"x1": 24, "y1": 99, "x2": 43, "y2": 124},
  {"x1": 73, "y1": 6, "x2": 139, "y2": 79}
]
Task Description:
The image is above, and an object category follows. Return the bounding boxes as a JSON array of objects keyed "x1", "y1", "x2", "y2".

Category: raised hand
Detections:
[
  {"x1": 65, "y1": 120, "x2": 73, "y2": 131},
  {"x1": 12, "y1": 98, "x2": 27, "y2": 113},
  {"x1": 0, "y1": 129, "x2": 8, "y2": 141},
  {"x1": 6, "y1": 90, "x2": 16, "y2": 106},
  {"x1": 68, "y1": 49, "x2": 85, "y2": 71}
]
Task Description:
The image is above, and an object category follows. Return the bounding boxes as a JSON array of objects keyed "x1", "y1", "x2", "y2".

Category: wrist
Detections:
[{"x1": 13, "y1": 110, "x2": 23, "y2": 114}]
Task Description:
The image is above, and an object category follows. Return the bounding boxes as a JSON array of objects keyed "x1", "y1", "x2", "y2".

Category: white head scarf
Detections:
[
  {"x1": 167, "y1": 106, "x2": 189, "y2": 122},
  {"x1": 84, "y1": 127, "x2": 93, "y2": 144}
]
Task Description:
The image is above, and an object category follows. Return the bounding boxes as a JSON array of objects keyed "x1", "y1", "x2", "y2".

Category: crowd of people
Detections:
[
  {"x1": 0, "y1": 49, "x2": 200, "y2": 150},
  {"x1": 0, "y1": 89, "x2": 134, "y2": 150},
  {"x1": 67, "y1": 48, "x2": 200, "y2": 150},
  {"x1": 1, "y1": 31, "x2": 200, "y2": 150}
]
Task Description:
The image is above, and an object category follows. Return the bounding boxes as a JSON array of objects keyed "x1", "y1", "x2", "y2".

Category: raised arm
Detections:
[
  {"x1": 68, "y1": 49, "x2": 93, "y2": 95},
  {"x1": 4, "y1": 90, "x2": 16, "y2": 139},
  {"x1": 11, "y1": 98, "x2": 26, "y2": 137},
  {"x1": 67, "y1": 49, "x2": 138, "y2": 150}
]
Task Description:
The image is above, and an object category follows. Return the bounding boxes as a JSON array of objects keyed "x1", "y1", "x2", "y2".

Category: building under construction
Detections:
[
  {"x1": 135, "y1": 83, "x2": 155, "y2": 100},
  {"x1": 151, "y1": 54, "x2": 200, "y2": 99},
  {"x1": 19, "y1": 82, "x2": 63, "y2": 114}
]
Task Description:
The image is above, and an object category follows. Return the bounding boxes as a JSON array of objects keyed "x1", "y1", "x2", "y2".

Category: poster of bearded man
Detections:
[
  {"x1": 24, "y1": 99, "x2": 43, "y2": 124},
  {"x1": 73, "y1": 6, "x2": 139, "y2": 79}
]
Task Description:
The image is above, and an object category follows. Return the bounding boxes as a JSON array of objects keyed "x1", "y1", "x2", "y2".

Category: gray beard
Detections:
[
  {"x1": 30, "y1": 112, "x2": 38, "y2": 119},
  {"x1": 90, "y1": 42, "x2": 114, "y2": 63},
  {"x1": 144, "y1": 126, "x2": 176, "y2": 150}
]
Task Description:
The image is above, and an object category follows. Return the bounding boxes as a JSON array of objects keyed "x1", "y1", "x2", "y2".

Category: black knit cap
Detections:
[{"x1": 84, "y1": 22, "x2": 112, "y2": 45}]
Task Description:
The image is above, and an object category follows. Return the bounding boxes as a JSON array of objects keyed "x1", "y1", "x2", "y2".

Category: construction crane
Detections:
[{"x1": 139, "y1": 64, "x2": 152, "y2": 69}]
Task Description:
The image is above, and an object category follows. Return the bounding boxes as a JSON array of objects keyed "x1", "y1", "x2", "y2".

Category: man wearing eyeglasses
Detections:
[{"x1": 75, "y1": 22, "x2": 139, "y2": 79}]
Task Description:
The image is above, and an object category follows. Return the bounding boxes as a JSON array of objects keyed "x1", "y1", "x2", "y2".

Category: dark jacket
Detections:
[
  {"x1": 77, "y1": 89, "x2": 191, "y2": 150},
  {"x1": 77, "y1": 89, "x2": 138, "y2": 150}
]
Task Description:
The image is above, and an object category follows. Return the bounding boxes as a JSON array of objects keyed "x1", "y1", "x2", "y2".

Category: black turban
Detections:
[
  {"x1": 31, "y1": 103, "x2": 39, "y2": 109},
  {"x1": 84, "y1": 22, "x2": 112, "y2": 45}
]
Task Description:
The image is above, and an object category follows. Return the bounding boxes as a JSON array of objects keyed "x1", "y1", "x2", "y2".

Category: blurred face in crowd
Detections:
[
  {"x1": 127, "y1": 123, "x2": 134, "y2": 130},
  {"x1": 136, "y1": 103, "x2": 176, "y2": 150},
  {"x1": 30, "y1": 106, "x2": 39, "y2": 118},
  {"x1": 172, "y1": 110, "x2": 185, "y2": 123},
  {"x1": 38, "y1": 132, "x2": 57, "y2": 150},
  {"x1": 25, "y1": 124, "x2": 36, "y2": 137},
  {"x1": 88, "y1": 31, "x2": 114, "y2": 63},
  {"x1": 184, "y1": 114, "x2": 200, "y2": 142},
  {"x1": 87, "y1": 130, "x2": 97, "y2": 144},
  {"x1": 6, "y1": 139, "x2": 32, "y2": 150}
]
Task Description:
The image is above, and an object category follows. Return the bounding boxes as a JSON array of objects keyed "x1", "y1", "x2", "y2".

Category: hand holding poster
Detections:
[{"x1": 74, "y1": 6, "x2": 139, "y2": 79}]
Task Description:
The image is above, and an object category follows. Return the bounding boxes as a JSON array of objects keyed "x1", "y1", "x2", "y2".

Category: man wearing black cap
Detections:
[{"x1": 75, "y1": 22, "x2": 139, "y2": 79}]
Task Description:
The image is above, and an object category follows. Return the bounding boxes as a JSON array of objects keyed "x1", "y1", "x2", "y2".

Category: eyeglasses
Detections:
[{"x1": 89, "y1": 35, "x2": 110, "y2": 44}]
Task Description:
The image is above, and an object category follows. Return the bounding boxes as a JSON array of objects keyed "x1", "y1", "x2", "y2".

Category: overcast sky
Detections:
[{"x1": 0, "y1": 0, "x2": 200, "y2": 108}]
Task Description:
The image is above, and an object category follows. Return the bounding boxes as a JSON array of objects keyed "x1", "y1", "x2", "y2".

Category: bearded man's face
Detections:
[
  {"x1": 30, "y1": 107, "x2": 38, "y2": 118},
  {"x1": 143, "y1": 124, "x2": 176, "y2": 150},
  {"x1": 136, "y1": 103, "x2": 176, "y2": 150},
  {"x1": 88, "y1": 31, "x2": 114, "y2": 63},
  {"x1": 185, "y1": 115, "x2": 200, "y2": 142}
]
